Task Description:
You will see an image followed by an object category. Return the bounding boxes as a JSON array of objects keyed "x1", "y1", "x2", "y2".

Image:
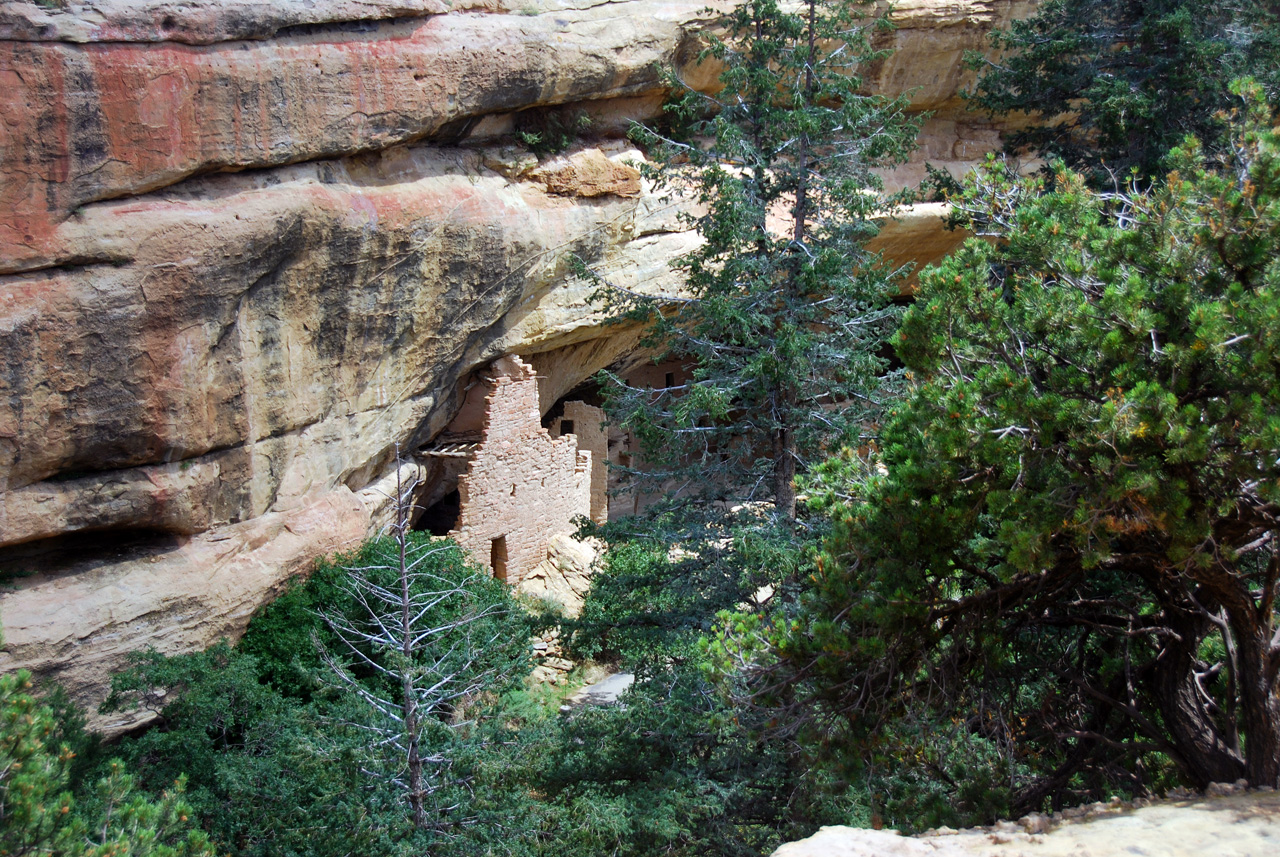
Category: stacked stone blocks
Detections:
[{"x1": 449, "y1": 356, "x2": 600, "y2": 584}]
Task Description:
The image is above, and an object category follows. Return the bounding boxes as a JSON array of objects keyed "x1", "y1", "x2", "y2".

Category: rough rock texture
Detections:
[
  {"x1": 520, "y1": 532, "x2": 600, "y2": 616},
  {"x1": 447, "y1": 356, "x2": 594, "y2": 584},
  {"x1": 0, "y1": 0, "x2": 1032, "y2": 728},
  {"x1": 771, "y1": 789, "x2": 1280, "y2": 857},
  {"x1": 0, "y1": 0, "x2": 709, "y2": 271},
  {"x1": 2, "y1": 489, "x2": 369, "y2": 734},
  {"x1": 536, "y1": 149, "x2": 643, "y2": 199}
]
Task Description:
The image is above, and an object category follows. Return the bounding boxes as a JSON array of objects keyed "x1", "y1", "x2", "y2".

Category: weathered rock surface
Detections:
[
  {"x1": 772, "y1": 789, "x2": 1280, "y2": 857},
  {"x1": 0, "y1": 0, "x2": 711, "y2": 272},
  {"x1": 0, "y1": 0, "x2": 1031, "y2": 728},
  {"x1": 1, "y1": 489, "x2": 369, "y2": 734},
  {"x1": 520, "y1": 532, "x2": 600, "y2": 616}
]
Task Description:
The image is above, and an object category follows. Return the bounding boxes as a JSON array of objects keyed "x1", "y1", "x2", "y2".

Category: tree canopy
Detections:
[
  {"x1": 968, "y1": 0, "x2": 1280, "y2": 182},
  {"x1": 1, "y1": 670, "x2": 215, "y2": 857},
  {"x1": 746, "y1": 87, "x2": 1280, "y2": 815},
  {"x1": 595, "y1": 0, "x2": 918, "y2": 520}
]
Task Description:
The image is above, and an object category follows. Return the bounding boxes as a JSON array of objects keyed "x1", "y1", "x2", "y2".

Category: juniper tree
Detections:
[
  {"x1": 747, "y1": 88, "x2": 1280, "y2": 812},
  {"x1": 594, "y1": 0, "x2": 919, "y2": 521}
]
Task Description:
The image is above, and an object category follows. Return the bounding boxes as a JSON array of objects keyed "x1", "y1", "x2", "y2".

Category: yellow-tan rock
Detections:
[{"x1": 770, "y1": 789, "x2": 1280, "y2": 857}]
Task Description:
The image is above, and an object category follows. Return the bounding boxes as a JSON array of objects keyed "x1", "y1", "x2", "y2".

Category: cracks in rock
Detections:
[{"x1": 0, "y1": 252, "x2": 132, "y2": 278}]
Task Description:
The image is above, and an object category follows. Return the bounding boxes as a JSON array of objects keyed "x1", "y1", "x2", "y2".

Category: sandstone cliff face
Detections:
[{"x1": 0, "y1": 0, "x2": 1030, "y2": 728}]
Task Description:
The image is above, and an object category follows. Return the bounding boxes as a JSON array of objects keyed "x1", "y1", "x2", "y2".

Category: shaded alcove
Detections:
[
  {"x1": 0, "y1": 527, "x2": 185, "y2": 584},
  {"x1": 414, "y1": 489, "x2": 461, "y2": 536},
  {"x1": 541, "y1": 377, "x2": 604, "y2": 432}
]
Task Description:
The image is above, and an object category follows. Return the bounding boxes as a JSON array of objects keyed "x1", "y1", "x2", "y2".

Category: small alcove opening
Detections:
[
  {"x1": 490, "y1": 536, "x2": 509, "y2": 582},
  {"x1": 559, "y1": 419, "x2": 575, "y2": 437},
  {"x1": 0, "y1": 527, "x2": 184, "y2": 584},
  {"x1": 414, "y1": 489, "x2": 460, "y2": 536}
]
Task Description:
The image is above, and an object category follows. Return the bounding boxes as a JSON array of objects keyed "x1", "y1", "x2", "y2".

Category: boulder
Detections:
[{"x1": 770, "y1": 790, "x2": 1280, "y2": 857}]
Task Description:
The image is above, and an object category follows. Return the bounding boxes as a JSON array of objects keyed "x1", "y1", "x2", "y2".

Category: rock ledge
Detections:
[{"x1": 773, "y1": 785, "x2": 1280, "y2": 857}]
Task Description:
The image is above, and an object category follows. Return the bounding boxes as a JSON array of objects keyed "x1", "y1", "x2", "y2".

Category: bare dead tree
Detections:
[{"x1": 315, "y1": 461, "x2": 516, "y2": 831}]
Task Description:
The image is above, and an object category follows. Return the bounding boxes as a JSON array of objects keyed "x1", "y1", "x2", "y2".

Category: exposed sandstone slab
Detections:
[
  {"x1": 868, "y1": 201, "x2": 971, "y2": 288},
  {"x1": 771, "y1": 789, "x2": 1280, "y2": 857},
  {"x1": 875, "y1": 0, "x2": 1036, "y2": 114},
  {"x1": 520, "y1": 532, "x2": 599, "y2": 617},
  {"x1": 0, "y1": 488, "x2": 370, "y2": 733},
  {"x1": 0, "y1": 145, "x2": 683, "y2": 518},
  {"x1": 0, "y1": 0, "x2": 710, "y2": 271},
  {"x1": 1, "y1": 0, "x2": 492, "y2": 45},
  {"x1": 0, "y1": 0, "x2": 1029, "y2": 272},
  {"x1": 536, "y1": 149, "x2": 643, "y2": 198}
]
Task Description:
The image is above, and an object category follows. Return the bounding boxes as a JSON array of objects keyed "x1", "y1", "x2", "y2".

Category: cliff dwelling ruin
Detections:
[{"x1": 417, "y1": 356, "x2": 607, "y2": 586}]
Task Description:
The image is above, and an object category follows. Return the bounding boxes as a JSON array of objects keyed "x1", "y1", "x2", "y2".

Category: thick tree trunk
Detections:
[
  {"x1": 1231, "y1": 620, "x2": 1280, "y2": 785},
  {"x1": 1194, "y1": 551, "x2": 1280, "y2": 786},
  {"x1": 769, "y1": 0, "x2": 813, "y2": 525},
  {"x1": 774, "y1": 425, "x2": 796, "y2": 519},
  {"x1": 1154, "y1": 610, "x2": 1246, "y2": 787}
]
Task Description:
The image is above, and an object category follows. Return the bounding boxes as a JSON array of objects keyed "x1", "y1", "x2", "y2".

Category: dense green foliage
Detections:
[
  {"x1": 968, "y1": 0, "x2": 1280, "y2": 182},
  {"x1": 98, "y1": 535, "x2": 544, "y2": 857},
  {"x1": 571, "y1": 514, "x2": 806, "y2": 672},
  {"x1": 571, "y1": 7, "x2": 924, "y2": 836},
  {"x1": 739, "y1": 90, "x2": 1280, "y2": 820},
  {"x1": 76, "y1": 532, "x2": 813, "y2": 857},
  {"x1": 558, "y1": 540, "x2": 836, "y2": 855},
  {"x1": 1, "y1": 670, "x2": 214, "y2": 857},
  {"x1": 595, "y1": 0, "x2": 918, "y2": 519}
]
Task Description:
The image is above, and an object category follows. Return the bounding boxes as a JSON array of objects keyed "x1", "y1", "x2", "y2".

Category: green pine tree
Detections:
[
  {"x1": 594, "y1": 0, "x2": 919, "y2": 521},
  {"x1": 968, "y1": 0, "x2": 1280, "y2": 183},
  {"x1": 0, "y1": 670, "x2": 214, "y2": 857},
  {"x1": 750, "y1": 85, "x2": 1280, "y2": 814}
]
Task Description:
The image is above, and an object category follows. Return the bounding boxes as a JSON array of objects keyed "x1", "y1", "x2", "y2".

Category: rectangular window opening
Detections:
[
  {"x1": 490, "y1": 535, "x2": 509, "y2": 583},
  {"x1": 664, "y1": 372, "x2": 675, "y2": 388},
  {"x1": 560, "y1": 419, "x2": 575, "y2": 436}
]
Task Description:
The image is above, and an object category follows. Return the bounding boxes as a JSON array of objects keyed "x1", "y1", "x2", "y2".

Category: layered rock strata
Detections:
[{"x1": 0, "y1": 0, "x2": 1031, "y2": 728}]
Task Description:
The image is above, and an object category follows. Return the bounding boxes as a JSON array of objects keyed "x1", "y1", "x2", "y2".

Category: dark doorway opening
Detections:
[
  {"x1": 415, "y1": 489, "x2": 460, "y2": 536},
  {"x1": 560, "y1": 419, "x2": 575, "y2": 437},
  {"x1": 490, "y1": 536, "x2": 509, "y2": 582}
]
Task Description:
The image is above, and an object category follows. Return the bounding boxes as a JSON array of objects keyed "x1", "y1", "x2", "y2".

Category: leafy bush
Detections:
[{"x1": 514, "y1": 109, "x2": 593, "y2": 156}]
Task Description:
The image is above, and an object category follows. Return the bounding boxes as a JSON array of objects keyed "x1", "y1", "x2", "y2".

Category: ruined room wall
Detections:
[
  {"x1": 608, "y1": 358, "x2": 695, "y2": 518},
  {"x1": 553, "y1": 401, "x2": 608, "y2": 524},
  {"x1": 451, "y1": 357, "x2": 591, "y2": 584}
]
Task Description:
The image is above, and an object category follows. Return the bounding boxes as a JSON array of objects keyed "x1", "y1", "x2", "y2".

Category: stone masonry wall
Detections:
[
  {"x1": 451, "y1": 356, "x2": 591, "y2": 584},
  {"x1": 554, "y1": 401, "x2": 608, "y2": 525}
]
